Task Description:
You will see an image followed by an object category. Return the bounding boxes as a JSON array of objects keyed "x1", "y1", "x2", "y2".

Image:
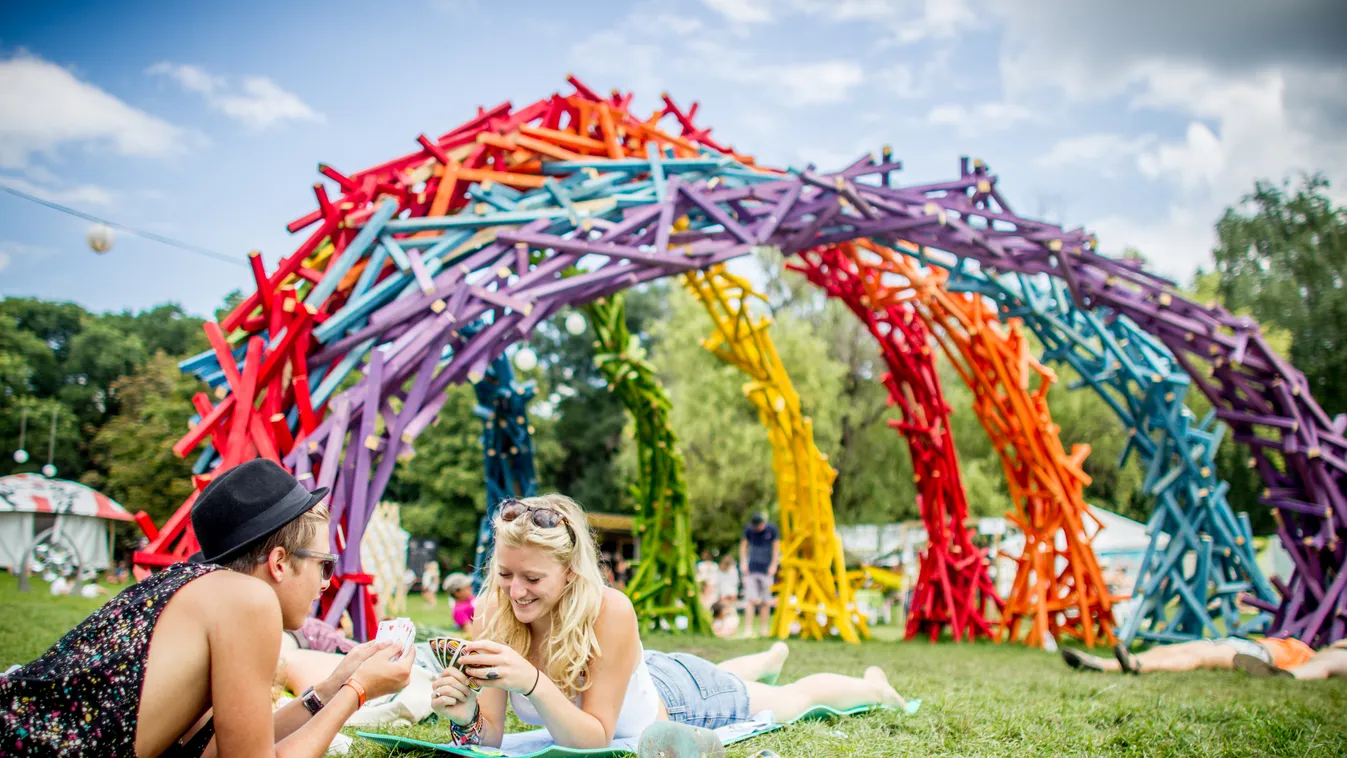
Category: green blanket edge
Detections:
[{"x1": 355, "y1": 700, "x2": 921, "y2": 757}]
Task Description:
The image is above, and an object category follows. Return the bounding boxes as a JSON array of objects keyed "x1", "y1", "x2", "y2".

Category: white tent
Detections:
[{"x1": 0, "y1": 473, "x2": 134, "y2": 571}]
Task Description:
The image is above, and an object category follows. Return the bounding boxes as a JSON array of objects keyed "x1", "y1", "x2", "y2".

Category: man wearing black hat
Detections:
[
  {"x1": 0, "y1": 459, "x2": 413, "y2": 757},
  {"x1": 739, "y1": 511, "x2": 780, "y2": 639}
]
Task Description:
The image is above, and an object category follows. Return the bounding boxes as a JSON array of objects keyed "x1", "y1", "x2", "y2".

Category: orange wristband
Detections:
[{"x1": 341, "y1": 678, "x2": 367, "y2": 708}]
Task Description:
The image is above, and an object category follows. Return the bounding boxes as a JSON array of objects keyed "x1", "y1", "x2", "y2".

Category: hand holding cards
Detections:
[
  {"x1": 374, "y1": 617, "x2": 416, "y2": 662},
  {"x1": 429, "y1": 636, "x2": 480, "y2": 690}
]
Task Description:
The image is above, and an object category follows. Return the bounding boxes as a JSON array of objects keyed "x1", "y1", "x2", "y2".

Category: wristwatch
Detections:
[{"x1": 299, "y1": 686, "x2": 325, "y2": 715}]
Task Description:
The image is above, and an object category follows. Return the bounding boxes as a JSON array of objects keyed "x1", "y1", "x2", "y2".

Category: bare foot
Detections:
[
  {"x1": 864, "y1": 666, "x2": 906, "y2": 708},
  {"x1": 766, "y1": 642, "x2": 790, "y2": 677}
]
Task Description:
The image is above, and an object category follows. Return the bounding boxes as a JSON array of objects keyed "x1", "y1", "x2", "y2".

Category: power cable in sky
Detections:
[{"x1": 1, "y1": 185, "x2": 248, "y2": 268}]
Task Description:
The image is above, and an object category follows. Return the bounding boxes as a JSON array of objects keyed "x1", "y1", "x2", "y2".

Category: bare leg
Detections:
[
  {"x1": 1130, "y1": 641, "x2": 1240, "y2": 673},
  {"x1": 716, "y1": 642, "x2": 789, "y2": 682},
  {"x1": 1064, "y1": 641, "x2": 1235, "y2": 674},
  {"x1": 740, "y1": 602, "x2": 759, "y2": 637},
  {"x1": 759, "y1": 602, "x2": 772, "y2": 637},
  {"x1": 279, "y1": 649, "x2": 346, "y2": 693},
  {"x1": 1288, "y1": 649, "x2": 1347, "y2": 680},
  {"x1": 743, "y1": 667, "x2": 904, "y2": 722}
]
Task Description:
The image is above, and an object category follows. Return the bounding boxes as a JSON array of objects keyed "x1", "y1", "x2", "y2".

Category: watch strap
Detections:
[{"x1": 299, "y1": 686, "x2": 324, "y2": 715}]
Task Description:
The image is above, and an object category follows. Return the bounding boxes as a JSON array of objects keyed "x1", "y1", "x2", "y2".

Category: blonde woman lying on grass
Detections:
[{"x1": 428, "y1": 494, "x2": 907, "y2": 749}]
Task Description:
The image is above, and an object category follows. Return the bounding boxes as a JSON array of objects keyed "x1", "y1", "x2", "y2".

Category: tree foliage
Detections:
[{"x1": 1212, "y1": 174, "x2": 1346, "y2": 414}]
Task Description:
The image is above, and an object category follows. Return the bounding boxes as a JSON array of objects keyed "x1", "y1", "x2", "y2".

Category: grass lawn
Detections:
[{"x1": 5, "y1": 575, "x2": 1346, "y2": 756}]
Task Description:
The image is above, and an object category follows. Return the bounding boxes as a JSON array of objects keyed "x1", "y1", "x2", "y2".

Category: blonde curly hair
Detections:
[{"x1": 476, "y1": 494, "x2": 606, "y2": 698}]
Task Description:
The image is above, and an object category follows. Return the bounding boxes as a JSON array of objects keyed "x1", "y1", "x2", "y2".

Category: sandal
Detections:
[{"x1": 1113, "y1": 642, "x2": 1142, "y2": 675}]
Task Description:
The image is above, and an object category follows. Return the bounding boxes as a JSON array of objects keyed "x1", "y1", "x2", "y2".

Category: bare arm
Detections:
[
  {"x1": 739, "y1": 538, "x2": 749, "y2": 572},
  {"x1": 469, "y1": 590, "x2": 639, "y2": 749},
  {"x1": 770, "y1": 535, "x2": 781, "y2": 574},
  {"x1": 205, "y1": 581, "x2": 370, "y2": 758},
  {"x1": 532, "y1": 591, "x2": 640, "y2": 748}
]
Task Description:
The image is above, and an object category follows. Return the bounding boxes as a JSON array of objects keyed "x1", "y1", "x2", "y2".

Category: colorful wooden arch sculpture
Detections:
[
  {"x1": 942, "y1": 262, "x2": 1279, "y2": 644},
  {"x1": 470, "y1": 350, "x2": 539, "y2": 593},
  {"x1": 141, "y1": 79, "x2": 1342, "y2": 646},
  {"x1": 684, "y1": 265, "x2": 868, "y2": 642},
  {"x1": 585, "y1": 294, "x2": 711, "y2": 635}
]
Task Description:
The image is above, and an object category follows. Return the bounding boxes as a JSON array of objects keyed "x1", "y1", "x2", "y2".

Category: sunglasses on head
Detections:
[{"x1": 498, "y1": 500, "x2": 576, "y2": 544}]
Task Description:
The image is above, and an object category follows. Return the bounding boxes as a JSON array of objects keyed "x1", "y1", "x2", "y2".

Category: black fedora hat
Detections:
[{"x1": 190, "y1": 459, "x2": 330, "y2": 565}]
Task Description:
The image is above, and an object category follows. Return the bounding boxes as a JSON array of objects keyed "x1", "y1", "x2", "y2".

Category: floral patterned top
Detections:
[{"x1": 1, "y1": 561, "x2": 222, "y2": 757}]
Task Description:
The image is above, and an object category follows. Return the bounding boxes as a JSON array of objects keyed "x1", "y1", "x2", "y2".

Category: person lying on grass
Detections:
[
  {"x1": 1060, "y1": 635, "x2": 1317, "y2": 675},
  {"x1": 1235, "y1": 639, "x2": 1347, "y2": 679},
  {"x1": 428, "y1": 494, "x2": 907, "y2": 749},
  {"x1": 0, "y1": 459, "x2": 414, "y2": 758}
]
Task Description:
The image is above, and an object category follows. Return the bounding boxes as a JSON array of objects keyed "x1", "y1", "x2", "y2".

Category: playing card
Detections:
[
  {"x1": 427, "y1": 636, "x2": 480, "y2": 690},
  {"x1": 375, "y1": 617, "x2": 416, "y2": 661}
]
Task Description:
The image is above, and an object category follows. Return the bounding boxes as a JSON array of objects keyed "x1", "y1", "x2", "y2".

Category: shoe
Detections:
[
  {"x1": 1061, "y1": 648, "x2": 1107, "y2": 672},
  {"x1": 1113, "y1": 642, "x2": 1142, "y2": 675},
  {"x1": 1234, "y1": 652, "x2": 1293, "y2": 678}
]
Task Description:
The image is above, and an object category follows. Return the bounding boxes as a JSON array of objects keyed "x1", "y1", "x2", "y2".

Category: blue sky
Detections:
[{"x1": 2, "y1": 0, "x2": 1344, "y2": 317}]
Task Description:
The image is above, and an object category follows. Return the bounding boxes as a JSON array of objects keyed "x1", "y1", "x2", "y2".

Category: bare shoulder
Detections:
[
  {"x1": 177, "y1": 570, "x2": 281, "y2": 630},
  {"x1": 596, "y1": 587, "x2": 638, "y2": 633}
]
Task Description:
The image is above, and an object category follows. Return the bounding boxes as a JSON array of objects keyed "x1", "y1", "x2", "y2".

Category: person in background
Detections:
[
  {"x1": 443, "y1": 572, "x2": 477, "y2": 636},
  {"x1": 1236, "y1": 639, "x2": 1347, "y2": 679},
  {"x1": 1062, "y1": 636, "x2": 1316, "y2": 675},
  {"x1": 695, "y1": 550, "x2": 718, "y2": 608},
  {"x1": 716, "y1": 554, "x2": 739, "y2": 608},
  {"x1": 739, "y1": 512, "x2": 780, "y2": 639},
  {"x1": 710, "y1": 601, "x2": 741, "y2": 639},
  {"x1": 48, "y1": 574, "x2": 74, "y2": 596},
  {"x1": 422, "y1": 560, "x2": 441, "y2": 608}
]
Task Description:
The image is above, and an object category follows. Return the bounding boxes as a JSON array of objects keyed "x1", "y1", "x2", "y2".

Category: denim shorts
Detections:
[
  {"x1": 644, "y1": 651, "x2": 752, "y2": 730},
  {"x1": 1213, "y1": 636, "x2": 1272, "y2": 664}
]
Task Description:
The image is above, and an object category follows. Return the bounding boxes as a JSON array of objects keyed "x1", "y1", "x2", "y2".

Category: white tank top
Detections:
[{"x1": 509, "y1": 642, "x2": 661, "y2": 740}]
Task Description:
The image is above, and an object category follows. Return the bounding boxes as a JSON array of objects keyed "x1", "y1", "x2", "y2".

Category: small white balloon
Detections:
[
  {"x1": 12, "y1": 449, "x2": 28, "y2": 464},
  {"x1": 564, "y1": 312, "x2": 588, "y2": 336},
  {"x1": 674, "y1": 615, "x2": 689, "y2": 631},
  {"x1": 87, "y1": 224, "x2": 115, "y2": 254},
  {"x1": 513, "y1": 347, "x2": 538, "y2": 372},
  {"x1": 41, "y1": 463, "x2": 56, "y2": 478}
]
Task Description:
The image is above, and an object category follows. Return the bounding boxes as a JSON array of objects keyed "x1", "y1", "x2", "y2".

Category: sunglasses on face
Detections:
[
  {"x1": 498, "y1": 500, "x2": 576, "y2": 544},
  {"x1": 294, "y1": 548, "x2": 339, "y2": 580},
  {"x1": 255, "y1": 548, "x2": 338, "y2": 580}
]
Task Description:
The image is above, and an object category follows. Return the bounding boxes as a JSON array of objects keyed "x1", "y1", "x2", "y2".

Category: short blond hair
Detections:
[{"x1": 223, "y1": 503, "x2": 330, "y2": 573}]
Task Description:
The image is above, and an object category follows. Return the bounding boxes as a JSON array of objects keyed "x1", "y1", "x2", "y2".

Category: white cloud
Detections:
[
  {"x1": 148, "y1": 62, "x2": 324, "y2": 131},
  {"x1": 752, "y1": 60, "x2": 864, "y2": 106},
  {"x1": 926, "y1": 101, "x2": 1034, "y2": 135},
  {"x1": 0, "y1": 174, "x2": 114, "y2": 206},
  {"x1": 700, "y1": 0, "x2": 773, "y2": 24},
  {"x1": 789, "y1": 0, "x2": 981, "y2": 45},
  {"x1": 0, "y1": 240, "x2": 57, "y2": 273},
  {"x1": 990, "y1": 0, "x2": 1347, "y2": 273},
  {"x1": 1036, "y1": 132, "x2": 1158, "y2": 176},
  {"x1": 0, "y1": 52, "x2": 188, "y2": 171},
  {"x1": 1088, "y1": 206, "x2": 1217, "y2": 281},
  {"x1": 570, "y1": 11, "x2": 864, "y2": 109}
]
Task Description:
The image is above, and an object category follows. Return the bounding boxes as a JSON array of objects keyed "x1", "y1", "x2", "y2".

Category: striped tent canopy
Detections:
[{"x1": 0, "y1": 473, "x2": 133, "y2": 522}]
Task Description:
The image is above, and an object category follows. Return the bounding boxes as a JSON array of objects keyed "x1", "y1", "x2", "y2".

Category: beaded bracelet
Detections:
[{"x1": 449, "y1": 704, "x2": 483, "y2": 746}]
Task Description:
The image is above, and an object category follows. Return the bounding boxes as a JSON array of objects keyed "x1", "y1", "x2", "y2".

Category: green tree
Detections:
[
  {"x1": 388, "y1": 383, "x2": 490, "y2": 572},
  {"x1": 526, "y1": 283, "x2": 671, "y2": 513},
  {"x1": 1212, "y1": 174, "x2": 1347, "y2": 414},
  {"x1": 83, "y1": 353, "x2": 200, "y2": 526}
]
